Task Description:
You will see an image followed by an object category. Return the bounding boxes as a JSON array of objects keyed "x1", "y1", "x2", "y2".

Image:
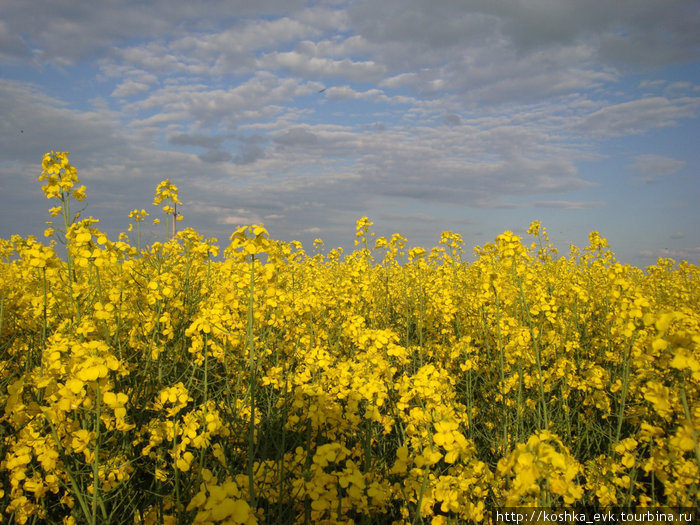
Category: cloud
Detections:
[
  {"x1": 350, "y1": 137, "x2": 590, "y2": 206},
  {"x1": 83, "y1": 1, "x2": 625, "y2": 111},
  {"x1": 639, "y1": 247, "x2": 700, "y2": 262},
  {"x1": 124, "y1": 72, "x2": 322, "y2": 127},
  {"x1": 94, "y1": 10, "x2": 355, "y2": 81},
  {"x1": 169, "y1": 133, "x2": 224, "y2": 148},
  {"x1": 597, "y1": 4, "x2": 700, "y2": 66},
  {"x1": 576, "y1": 97, "x2": 699, "y2": 137},
  {"x1": 326, "y1": 86, "x2": 379, "y2": 100},
  {"x1": 111, "y1": 81, "x2": 151, "y2": 98},
  {"x1": 238, "y1": 134, "x2": 267, "y2": 144},
  {"x1": 380, "y1": 73, "x2": 419, "y2": 89},
  {"x1": 532, "y1": 200, "x2": 605, "y2": 210},
  {"x1": 349, "y1": 4, "x2": 617, "y2": 104},
  {"x1": 172, "y1": 17, "x2": 313, "y2": 58},
  {"x1": 0, "y1": 19, "x2": 30, "y2": 61},
  {"x1": 379, "y1": 212, "x2": 437, "y2": 223},
  {"x1": 341, "y1": 0, "x2": 698, "y2": 108},
  {"x1": 1, "y1": 1, "x2": 307, "y2": 65},
  {"x1": 0, "y1": 79, "x2": 129, "y2": 165},
  {"x1": 630, "y1": 154, "x2": 686, "y2": 182},
  {"x1": 665, "y1": 81, "x2": 693, "y2": 94},
  {"x1": 258, "y1": 51, "x2": 385, "y2": 81},
  {"x1": 274, "y1": 127, "x2": 318, "y2": 146},
  {"x1": 218, "y1": 214, "x2": 260, "y2": 226},
  {"x1": 233, "y1": 143, "x2": 265, "y2": 165},
  {"x1": 670, "y1": 232, "x2": 685, "y2": 239},
  {"x1": 198, "y1": 149, "x2": 232, "y2": 163},
  {"x1": 640, "y1": 80, "x2": 667, "y2": 90},
  {"x1": 350, "y1": 0, "x2": 700, "y2": 68},
  {"x1": 442, "y1": 113, "x2": 461, "y2": 126}
]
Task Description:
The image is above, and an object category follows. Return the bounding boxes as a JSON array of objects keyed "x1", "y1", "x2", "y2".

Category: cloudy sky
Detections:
[{"x1": 1, "y1": 1, "x2": 698, "y2": 266}]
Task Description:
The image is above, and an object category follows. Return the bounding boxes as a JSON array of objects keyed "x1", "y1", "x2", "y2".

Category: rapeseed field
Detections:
[{"x1": 1, "y1": 152, "x2": 698, "y2": 523}]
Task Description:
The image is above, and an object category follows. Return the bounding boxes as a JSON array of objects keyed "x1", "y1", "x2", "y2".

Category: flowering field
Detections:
[{"x1": 1, "y1": 152, "x2": 698, "y2": 524}]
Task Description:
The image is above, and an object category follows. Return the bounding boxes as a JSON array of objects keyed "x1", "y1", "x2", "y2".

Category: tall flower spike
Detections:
[{"x1": 39, "y1": 151, "x2": 83, "y2": 200}]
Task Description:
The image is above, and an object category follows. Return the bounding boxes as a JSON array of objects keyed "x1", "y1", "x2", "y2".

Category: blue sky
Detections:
[{"x1": 1, "y1": 0, "x2": 698, "y2": 266}]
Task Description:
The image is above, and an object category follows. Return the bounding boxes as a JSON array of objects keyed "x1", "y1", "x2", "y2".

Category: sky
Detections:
[{"x1": 1, "y1": 0, "x2": 699, "y2": 267}]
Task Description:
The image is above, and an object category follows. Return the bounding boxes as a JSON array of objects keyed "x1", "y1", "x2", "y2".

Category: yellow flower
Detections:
[
  {"x1": 211, "y1": 498, "x2": 251, "y2": 523},
  {"x1": 76, "y1": 362, "x2": 109, "y2": 382},
  {"x1": 71, "y1": 429, "x2": 93, "y2": 454},
  {"x1": 72, "y1": 185, "x2": 87, "y2": 201},
  {"x1": 670, "y1": 347, "x2": 700, "y2": 380},
  {"x1": 643, "y1": 381, "x2": 673, "y2": 419},
  {"x1": 176, "y1": 451, "x2": 194, "y2": 471},
  {"x1": 670, "y1": 424, "x2": 697, "y2": 452}
]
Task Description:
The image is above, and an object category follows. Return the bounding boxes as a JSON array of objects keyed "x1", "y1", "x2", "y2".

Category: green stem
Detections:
[
  {"x1": 44, "y1": 416, "x2": 93, "y2": 523},
  {"x1": 92, "y1": 380, "x2": 105, "y2": 524},
  {"x1": 494, "y1": 288, "x2": 508, "y2": 452},
  {"x1": 614, "y1": 336, "x2": 634, "y2": 444},
  {"x1": 247, "y1": 255, "x2": 257, "y2": 509},
  {"x1": 40, "y1": 267, "x2": 47, "y2": 378},
  {"x1": 93, "y1": 264, "x2": 111, "y2": 345},
  {"x1": 517, "y1": 276, "x2": 549, "y2": 429},
  {"x1": 417, "y1": 265, "x2": 424, "y2": 359},
  {"x1": 60, "y1": 193, "x2": 81, "y2": 325},
  {"x1": 173, "y1": 420, "x2": 182, "y2": 515}
]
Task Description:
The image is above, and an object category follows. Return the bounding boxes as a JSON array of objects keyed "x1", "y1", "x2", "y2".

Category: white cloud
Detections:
[
  {"x1": 168, "y1": 133, "x2": 224, "y2": 148},
  {"x1": 274, "y1": 127, "x2": 318, "y2": 146},
  {"x1": 379, "y1": 212, "x2": 437, "y2": 223},
  {"x1": 630, "y1": 154, "x2": 686, "y2": 183},
  {"x1": 639, "y1": 247, "x2": 700, "y2": 262},
  {"x1": 640, "y1": 80, "x2": 666, "y2": 89},
  {"x1": 380, "y1": 73, "x2": 419, "y2": 89},
  {"x1": 124, "y1": 73, "x2": 322, "y2": 127},
  {"x1": 350, "y1": 0, "x2": 699, "y2": 68},
  {"x1": 112, "y1": 81, "x2": 151, "y2": 98},
  {"x1": 1, "y1": 1, "x2": 307, "y2": 65},
  {"x1": 665, "y1": 81, "x2": 692, "y2": 92},
  {"x1": 532, "y1": 200, "x2": 605, "y2": 210},
  {"x1": 257, "y1": 51, "x2": 385, "y2": 81},
  {"x1": 0, "y1": 79, "x2": 129, "y2": 165},
  {"x1": 218, "y1": 215, "x2": 260, "y2": 225},
  {"x1": 198, "y1": 149, "x2": 232, "y2": 163},
  {"x1": 0, "y1": 19, "x2": 30, "y2": 61},
  {"x1": 324, "y1": 86, "x2": 386, "y2": 101},
  {"x1": 576, "y1": 97, "x2": 699, "y2": 137},
  {"x1": 174, "y1": 17, "x2": 311, "y2": 56}
]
